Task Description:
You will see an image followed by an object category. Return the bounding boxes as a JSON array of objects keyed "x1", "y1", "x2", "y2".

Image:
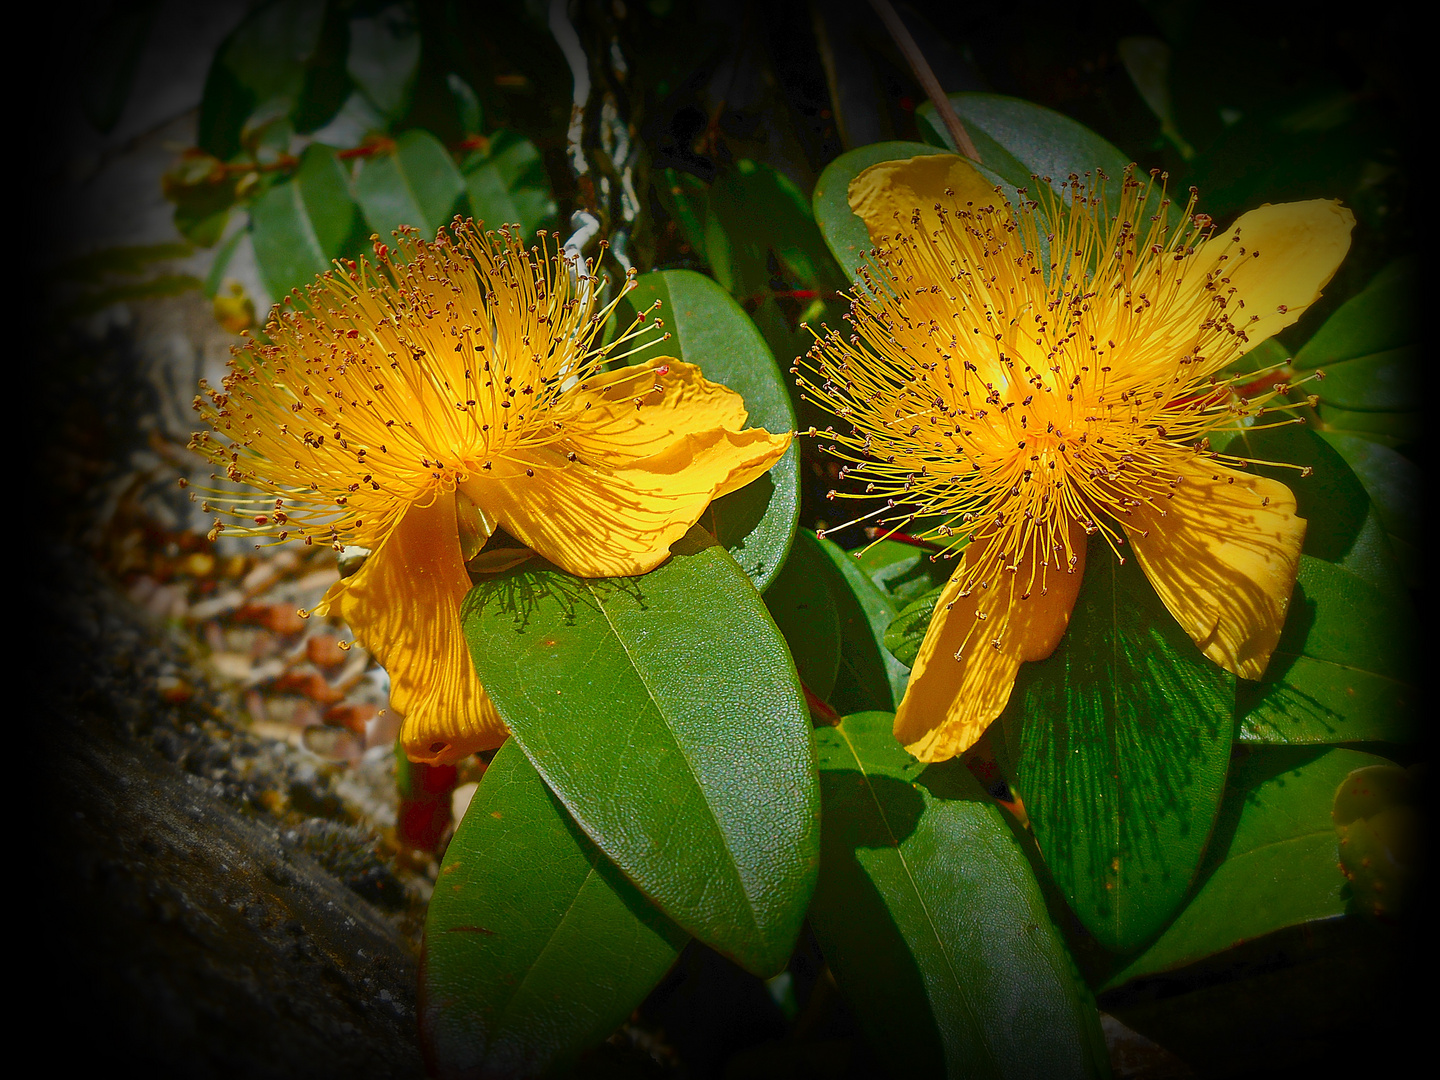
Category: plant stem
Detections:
[{"x1": 866, "y1": 0, "x2": 981, "y2": 163}]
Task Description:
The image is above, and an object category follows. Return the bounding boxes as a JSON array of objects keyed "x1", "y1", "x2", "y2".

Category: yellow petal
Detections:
[
  {"x1": 1122, "y1": 462, "x2": 1304, "y2": 680},
  {"x1": 560, "y1": 358, "x2": 752, "y2": 462},
  {"x1": 847, "y1": 153, "x2": 995, "y2": 244},
  {"x1": 894, "y1": 521, "x2": 1089, "y2": 762},
  {"x1": 1186, "y1": 200, "x2": 1354, "y2": 358},
  {"x1": 460, "y1": 425, "x2": 790, "y2": 577},
  {"x1": 315, "y1": 492, "x2": 506, "y2": 764}
]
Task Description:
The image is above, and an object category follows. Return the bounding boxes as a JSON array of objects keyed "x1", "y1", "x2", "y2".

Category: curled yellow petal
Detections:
[
  {"x1": 847, "y1": 153, "x2": 996, "y2": 244},
  {"x1": 462, "y1": 425, "x2": 791, "y2": 578},
  {"x1": 894, "y1": 521, "x2": 1089, "y2": 762},
  {"x1": 1184, "y1": 199, "x2": 1355, "y2": 359},
  {"x1": 1122, "y1": 462, "x2": 1305, "y2": 680},
  {"x1": 559, "y1": 358, "x2": 752, "y2": 462},
  {"x1": 315, "y1": 491, "x2": 506, "y2": 764}
]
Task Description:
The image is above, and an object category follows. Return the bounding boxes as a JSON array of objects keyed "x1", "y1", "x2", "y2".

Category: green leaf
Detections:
[
  {"x1": 617, "y1": 269, "x2": 799, "y2": 591},
  {"x1": 1305, "y1": 347, "x2": 1417, "y2": 412},
  {"x1": 249, "y1": 144, "x2": 359, "y2": 298},
  {"x1": 346, "y1": 2, "x2": 421, "y2": 121},
  {"x1": 918, "y1": 94, "x2": 1126, "y2": 187},
  {"x1": 463, "y1": 131, "x2": 557, "y2": 239},
  {"x1": 917, "y1": 93, "x2": 1176, "y2": 225},
  {"x1": 881, "y1": 584, "x2": 944, "y2": 669},
  {"x1": 705, "y1": 160, "x2": 845, "y2": 300},
  {"x1": 1000, "y1": 537, "x2": 1236, "y2": 952},
  {"x1": 812, "y1": 141, "x2": 948, "y2": 283},
  {"x1": 853, "y1": 539, "x2": 952, "y2": 607},
  {"x1": 1105, "y1": 747, "x2": 1393, "y2": 988},
  {"x1": 1316, "y1": 433, "x2": 1418, "y2": 545},
  {"x1": 1238, "y1": 557, "x2": 1415, "y2": 745},
  {"x1": 814, "y1": 537, "x2": 910, "y2": 713},
  {"x1": 422, "y1": 741, "x2": 686, "y2": 1077},
  {"x1": 1315, "y1": 404, "x2": 1420, "y2": 445},
  {"x1": 447, "y1": 73, "x2": 483, "y2": 135},
  {"x1": 1220, "y1": 424, "x2": 1402, "y2": 597},
  {"x1": 461, "y1": 526, "x2": 818, "y2": 976},
  {"x1": 1293, "y1": 258, "x2": 1414, "y2": 370},
  {"x1": 763, "y1": 530, "x2": 841, "y2": 700},
  {"x1": 353, "y1": 129, "x2": 465, "y2": 239},
  {"x1": 811, "y1": 712, "x2": 1107, "y2": 1080}
]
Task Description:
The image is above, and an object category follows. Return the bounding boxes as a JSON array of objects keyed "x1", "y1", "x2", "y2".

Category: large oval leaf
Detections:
[
  {"x1": 421, "y1": 741, "x2": 687, "y2": 1078},
  {"x1": 811, "y1": 712, "x2": 1107, "y2": 1080},
  {"x1": 249, "y1": 143, "x2": 359, "y2": 298},
  {"x1": 762, "y1": 530, "x2": 841, "y2": 700},
  {"x1": 917, "y1": 93, "x2": 1178, "y2": 228},
  {"x1": 353, "y1": 128, "x2": 465, "y2": 239},
  {"x1": 814, "y1": 536, "x2": 910, "y2": 713},
  {"x1": 812, "y1": 141, "x2": 947, "y2": 283},
  {"x1": 1237, "y1": 557, "x2": 1416, "y2": 745},
  {"x1": 617, "y1": 269, "x2": 799, "y2": 591},
  {"x1": 917, "y1": 93, "x2": 1131, "y2": 189},
  {"x1": 1104, "y1": 747, "x2": 1394, "y2": 989},
  {"x1": 461, "y1": 525, "x2": 818, "y2": 976},
  {"x1": 999, "y1": 536, "x2": 1236, "y2": 953}
]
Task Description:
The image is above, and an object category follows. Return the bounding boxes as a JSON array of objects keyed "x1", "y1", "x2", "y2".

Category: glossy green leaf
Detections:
[
  {"x1": 881, "y1": 583, "x2": 944, "y2": 669},
  {"x1": 353, "y1": 129, "x2": 465, "y2": 239},
  {"x1": 1220, "y1": 423, "x2": 1402, "y2": 597},
  {"x1": 814, "y1": 536, "x2": 909, "y2": 713},
  {"x1": 1293, "y1": 258, "x2": 1413, "y2": 370},
  {"x1": 422, "y1": 740, "x2": 686, "y2": 1078},
  {"x1": 1315, "y1": 404, "x2": 1420, "y2": 445},
  {"x1": 763, "y1": 530, "x2": 841, "y2": 700},
  {"x1": 812, "y1": 141, "x2": 948, "y2": 283},
  {"x1": 811, "y1": 712, "x2": 1106, "y2": 1080},
  {"x1": 346, "y1": 2, "x2": 421, "y2": 121},
  {"x1": 917, "y1": 93, "x2": 1177, "y2": 225},
  {"x1": 461, "y1": 526, "x2": 818, "y2": 976},
  {"x1": 918, "y1": 94, "x2": 1128, "y2": 187},
  {"x1": 249, "y1": 144, "x2": 359, "y2": 298},
  {"x1": 853, "y1": 539, "x2": 953, "y2": 607},
  {"x1": 1000, "y1": 537, "x2": 1236, "y2": 952},
  {"x1": 1238, "y1": 557, "x2": 1415, "y2": 745},
  {"x1": 1105, "y1": 747, "x2": 1393, "y2": 988},
  {"x1": 1316, "y1": 433, "x2": 1418, "y2": 545},
  {"x1": 1306, "y1": 346, "x2": 1417, "y2": 412},
  {"x1": 617, "y1": 270, "x2": 799, "y2": 591},
  {"x1": 463, "y1": 131, "x2": 557, "y2": 239}
]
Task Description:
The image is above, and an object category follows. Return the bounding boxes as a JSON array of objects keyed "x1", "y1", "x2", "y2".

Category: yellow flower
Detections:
[
  {"x1": 800, "y1": 154, "x2": 1353, "y2": 762},
  {"x1": 192, "y1": 223, "x2": 790, "y2": 764}
]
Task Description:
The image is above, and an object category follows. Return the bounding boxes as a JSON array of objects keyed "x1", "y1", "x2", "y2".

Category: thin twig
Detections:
[{"x1": 866, "y1": 0, "x2": 981, "y2": 163}]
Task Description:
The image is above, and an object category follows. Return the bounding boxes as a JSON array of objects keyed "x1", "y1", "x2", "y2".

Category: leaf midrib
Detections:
[
  {"x1": 834, "y1": 725, "x2": 1000, "y2": 1078},
  {"x1": 583, "y1": 576, "x2": 768, "y2": 946}
]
